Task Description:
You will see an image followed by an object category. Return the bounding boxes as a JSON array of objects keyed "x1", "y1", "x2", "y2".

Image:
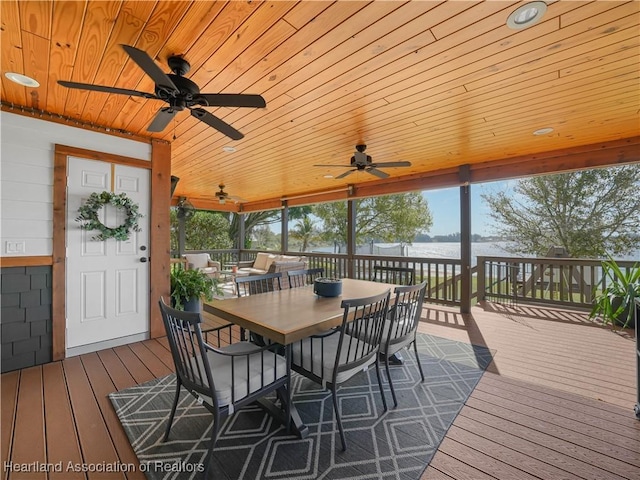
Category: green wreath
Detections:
[{"x1": 76, "y1": 191, "x2": 142, "y2": 241}]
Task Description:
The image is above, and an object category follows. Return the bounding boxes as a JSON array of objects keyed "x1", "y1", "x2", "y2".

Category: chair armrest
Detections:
[
  {"x1": 207, "y1": 260, "x2": 221, "y2": 270},
  {"x1": 237, "y1": 260, "x2": 254, "y2": 268}
]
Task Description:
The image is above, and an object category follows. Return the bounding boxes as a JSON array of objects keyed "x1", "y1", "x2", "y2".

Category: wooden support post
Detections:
[
  {"x1": 460, "y1": 165, "x2": 472, "y2": 313},
  {"x1": 281, "y1": 200, "x2": 289, "y2": 253},
  {"x1": 347, "y1": 199, "x2": 356, "y2": 278}
]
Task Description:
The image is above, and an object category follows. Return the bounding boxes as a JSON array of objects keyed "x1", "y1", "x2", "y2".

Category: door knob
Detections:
[{"x1": 140, "y1": 257, "x2": 148, "y2": 263}]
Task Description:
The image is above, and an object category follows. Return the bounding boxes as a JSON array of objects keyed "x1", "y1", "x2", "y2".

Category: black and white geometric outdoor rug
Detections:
[{"x1": 109, "y1": 333, "x2": 493, "y2": 480}]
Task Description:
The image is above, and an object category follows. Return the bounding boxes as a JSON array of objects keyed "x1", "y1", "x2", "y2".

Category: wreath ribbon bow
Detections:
[{"x1": 76, "y1": 191, "x2": 142, "y2": 241}]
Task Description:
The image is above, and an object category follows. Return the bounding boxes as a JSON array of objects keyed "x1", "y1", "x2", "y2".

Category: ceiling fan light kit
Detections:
[
  {"x1": 215, "y1": 184, "x2": 245, "y2": 205},
  {"x1": 315, "y1": 144, "x2": 411, "y2": 179},
  {"x1": 57, "y1": 44, "x2": 266, "y2": 140}
]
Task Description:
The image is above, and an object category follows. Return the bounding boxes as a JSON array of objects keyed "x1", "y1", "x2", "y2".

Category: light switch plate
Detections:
[{"x1": 5, "y1": 241, "x2": 25, "y2": 254}]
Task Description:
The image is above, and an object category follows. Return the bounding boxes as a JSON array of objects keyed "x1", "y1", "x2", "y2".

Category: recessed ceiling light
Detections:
[
  {"x1": 222, "y1": 146, "x2": 236, "y2": 153},
  {"x1": 507, "y1": 1, "x2": 547, "y2": 30},
  {"x1": 5, "y1": 72, "x2": 40, "y2": 87},
  {"x1": 533, "y1": 127, "x2": 554, "y2": 136},
  {"x1": 323, "y1": 174, "x2": 334, "y2": 179}
]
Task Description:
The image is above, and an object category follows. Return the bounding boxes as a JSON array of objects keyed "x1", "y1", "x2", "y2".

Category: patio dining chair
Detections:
[
  {"x1": 290, "y1": 289, "x2": 391, "y2": 451},
  {"x1": 235, "y1": 272, "x2": 283, "y2": 345},
  {"x1": 287, "y1": 267, "x2": 324, "y2": 288},
  {"x1": 371, "y1": 265, "x2": 415, "y2": 285},
  {"x1": 382, "y1": 281, "x2": 427, "y2": 407},
  {"x1": 158, "y1": 298, "x2": 290, "y2": 480},
  {"x1": 235, "y1": 271, "x2": 282, "y2": 297}
]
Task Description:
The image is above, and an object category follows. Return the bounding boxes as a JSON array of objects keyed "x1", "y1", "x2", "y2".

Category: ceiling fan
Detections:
[
  {"x1": 215, "y1": 184, "x2": 245, "y2": 204},
  {"x1": 57, "y1": 44, "x2": 266, "y2": 140},
  {"x1": 314, "y1": 144, "x2": 411, "y2": 179}
]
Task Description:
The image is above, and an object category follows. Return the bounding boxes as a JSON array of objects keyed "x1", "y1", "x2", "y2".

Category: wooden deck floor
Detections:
[{"x1": 2, "y1": 302, "x2": 639, "y2": 480}]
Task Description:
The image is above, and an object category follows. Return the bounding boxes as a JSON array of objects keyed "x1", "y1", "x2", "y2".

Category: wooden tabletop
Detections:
[{"x1": 203, "y1": 278, "x2": 394, "y2": 345}]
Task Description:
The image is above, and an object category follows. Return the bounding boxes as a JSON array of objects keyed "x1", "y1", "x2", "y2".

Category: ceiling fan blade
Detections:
[
  {"x1": 367, "y1": 167, "x2": 389, "y2": 179},
  {"x1": 147, "y1": 107, "x2": 177, "y2": 132},
  {"x1": 196, "y1": 93, "x2": 266, "y2": 108},
  {"x1": 371, "y1": 161, "x2": 412, "y2": 168},
  {"x1": 57, "y1": 80, "x2": 157, "y2": 99},
  {"x1": 335, "y1": 170, "x2": 355, "y2": 179},
  {"x1": 313, "y1": 164, "x2": 351, "y2": 168},
  {"x1": 190, "y1": 108, "x2": 243, "y2": 140},
  {"x1": 121, "y1": 44, "x2": 178, "y2": 95}
]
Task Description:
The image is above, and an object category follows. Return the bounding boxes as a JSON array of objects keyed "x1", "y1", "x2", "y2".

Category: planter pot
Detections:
[
  {"x1": 183, "y1": 297, "x2": 201, "y2": 312},
  {"x1": 611, "y1": 297, "x2": 637, "y2": 329},
  {"x1": 314, "y1": 278, "x2": 342, "y2": 297},
  {"x1": 172, "y1": 296, "x2": 201, "y2": 312}
]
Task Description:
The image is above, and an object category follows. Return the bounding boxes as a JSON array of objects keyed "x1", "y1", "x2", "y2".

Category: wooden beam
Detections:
[
  {"x1": 55, "y1": 144, "x2": 152, "y2": 169},
  {"x1": 470, "y1": 136, "x2": 640, "y2": 183},
  {"x1": 52, "y1": 147, "x2": 67, "y2": 361},
  {"x1": 1, "y1": 256, "x2": 52, "y2": 267},
  {"x1": 149, "y1": 140, "x2": 171, "y2": 339},
  {"x1": 228, "y1": 136, "x2": 640, "y2": 210}
]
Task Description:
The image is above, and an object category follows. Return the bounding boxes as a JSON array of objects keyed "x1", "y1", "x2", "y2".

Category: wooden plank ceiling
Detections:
[{"x1": 2, "y1": 1, "x2": 639, "y2": 212}]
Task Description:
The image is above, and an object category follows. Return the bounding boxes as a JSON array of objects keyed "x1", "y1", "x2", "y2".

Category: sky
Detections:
[{"x1": 422, "y1": 180, "x2": 515, "y2": 236}]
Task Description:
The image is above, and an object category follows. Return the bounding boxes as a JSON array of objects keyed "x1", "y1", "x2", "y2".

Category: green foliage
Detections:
[
  {"x1": 170, "y1": 266, "x2": 217, "y2": 310},
  {"x1": 170, "y1": 209, "x2": 232, "y2": 251},
  {"x1": 312, "y1": 193, "x2": 432, "y2": 246},
  {"x1": 228, "y1": 211, "x2": 280, "y2": 248},
  {"x1": 76, "y1": 191, "x2": 141, "y2": 241},
  {"x1": 482, "y1": 165, "x2": 640, "y2": 257},
  {"x1": 251, "y1": 224, "x2": 280, "y2": 250},
  {"x1": 289, "y1": 214, "x2": 320, "y2": 252},
  {"x1": 590, "y1": 257, "x2": 640, "y2": 329}
]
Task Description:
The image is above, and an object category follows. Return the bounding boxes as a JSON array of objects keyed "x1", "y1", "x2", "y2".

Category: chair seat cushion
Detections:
[
  {"x1": 204, "y1": 342, "x2": 287, "y2": 407},
  {"x1": 291, "y1": 333, "x2": 376, "y2": 385},
  {"x1": 184, "y1": 253, "x2": 211, "y2": 269}
]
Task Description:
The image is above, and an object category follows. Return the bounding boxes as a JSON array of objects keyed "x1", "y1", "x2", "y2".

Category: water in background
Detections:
[{"x1": 315, "y1": 242, "x2": 639, "y2": 267}]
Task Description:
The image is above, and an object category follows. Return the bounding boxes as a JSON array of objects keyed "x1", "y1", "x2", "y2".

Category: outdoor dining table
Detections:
[{"x1": 202, "y1": 278, "x2": 396, "y2": 438}]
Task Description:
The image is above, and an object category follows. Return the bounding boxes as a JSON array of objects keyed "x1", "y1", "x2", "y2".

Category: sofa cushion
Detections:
[
  {"x1": 263, "y1": 254, "x2": 278, "y2": 271},
  {"x1": 252, "y1": 252, "x2": 271, "y2": 271}
]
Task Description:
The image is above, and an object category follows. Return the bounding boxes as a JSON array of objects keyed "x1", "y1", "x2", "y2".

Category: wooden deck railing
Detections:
[
  {"x1": 177, "y1": 249, "x2": 464, "y2": 306},
  {"x1": 477, "y1": 255, "x2": 638, "y2": 309},
  {"x1": 175, "y1": 249, "x2": 637, "y2": 311}
]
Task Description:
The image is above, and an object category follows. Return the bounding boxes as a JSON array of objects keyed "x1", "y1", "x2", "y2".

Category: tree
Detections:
[
  {"x1": 312, "y1": 192, "x2": 432, "y2": 247},
  {"x1": 289, "y1": 214, "x2": 319, "y2": 252},
  {"x1": 482, "y1": 165, "x2": 640, "y2": 258},
  {"x1": 170, "y1": 209, "x2": 232, "y2": 251},
  {"x1": 227, "y1": 206, "x2": 312, "y2": 249}
]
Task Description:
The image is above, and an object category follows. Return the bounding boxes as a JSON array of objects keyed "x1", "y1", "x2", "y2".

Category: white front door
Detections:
[{"x1": 66, "y1": 157, "x2": 150, "y2": 353}]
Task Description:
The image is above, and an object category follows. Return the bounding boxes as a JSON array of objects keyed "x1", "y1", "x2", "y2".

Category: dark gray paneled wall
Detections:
[{"x1": 1, "y1": 266, "x2": 52, "y2": 372}]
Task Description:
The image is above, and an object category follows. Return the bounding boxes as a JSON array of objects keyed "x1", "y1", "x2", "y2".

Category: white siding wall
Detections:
[{"x1": 0, "y1": 112, "x2": 151, "y2": 257}]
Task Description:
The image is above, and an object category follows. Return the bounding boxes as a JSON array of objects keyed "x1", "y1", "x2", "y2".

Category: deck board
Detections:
[
  {"x1": 63, "y1": 356, "x2": 124, "y2": 479},
  {"x1": 42, "y1": 362, "x2": 84, "y2": 480},
  {"x1": 97, "y1": 349, "x2": 139, "y2": 391},
  {"x1": 111, "y1": 345, "x2": 155, "y2": 385},
  {"x1": 10, "y1": 367, "x2": 46, "y2": 480},
  {"x1": 80, "y1": 353, "x2": 146, "y2": 480},
  {"x1": 446, "y1": 424, "x2": 585, "y2": 480},
  {"x1": 458, "y1": 403, "x2": 640, "y2": 476},
  {"x1": 1, "y1": 370, "x2": 19, "y2": 472},
  {"x1": 2, "y1": 303, "x2": 639, "y2": 480}
]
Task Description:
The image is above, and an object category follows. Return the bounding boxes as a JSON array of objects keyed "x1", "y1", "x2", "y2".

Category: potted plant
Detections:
[
  {"x1": 170, "y1": 266, "x2": 218, "y2": 312},
  {"x1": 589, "y1": 257, "x2": 640, "y2": 329}
]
